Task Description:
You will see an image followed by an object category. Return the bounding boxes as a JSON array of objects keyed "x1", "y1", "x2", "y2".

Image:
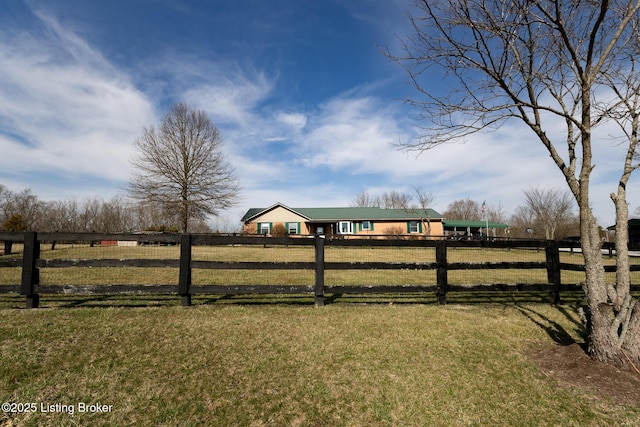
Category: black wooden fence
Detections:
[{"x1": 1, "y1": 232, "x2": 638, "y2": 308}]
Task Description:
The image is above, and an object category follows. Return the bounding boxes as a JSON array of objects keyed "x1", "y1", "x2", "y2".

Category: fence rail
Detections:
[{"x1": 1, "y1": 232, "x2": 639, "y2": 308}]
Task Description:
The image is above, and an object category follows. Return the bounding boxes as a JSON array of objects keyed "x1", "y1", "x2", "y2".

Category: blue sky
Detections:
[{"x1": 1, "y1": 0, "x2": 638, "y2": 229}]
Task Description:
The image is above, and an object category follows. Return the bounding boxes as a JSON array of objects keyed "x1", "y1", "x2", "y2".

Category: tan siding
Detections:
[{"x1": 252, "y1": 206, "x2": 308, "y2": 224}]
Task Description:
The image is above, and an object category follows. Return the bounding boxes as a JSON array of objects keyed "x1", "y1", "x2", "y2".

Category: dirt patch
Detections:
[{"x1": 528, "y1": 342, "x2": 640, "y2": 406}]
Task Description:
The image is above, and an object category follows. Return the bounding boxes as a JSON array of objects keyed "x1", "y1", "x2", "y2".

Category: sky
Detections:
[{"x1": 0, "y1": 0, "x2": 638, "y2": 230}]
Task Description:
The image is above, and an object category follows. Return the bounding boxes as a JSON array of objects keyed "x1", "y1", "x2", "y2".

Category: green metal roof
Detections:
[
  {"x1": 443, "y1": 219, "x2": 509, "y2": 229},
  {"x1": 241, "y1": 203, "x2": 443, "y2": 222}
]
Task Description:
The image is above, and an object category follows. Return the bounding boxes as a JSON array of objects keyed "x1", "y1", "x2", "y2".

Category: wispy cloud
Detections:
[{"x1": 0, "y1": 8, "x2": 155, "y2": 190}]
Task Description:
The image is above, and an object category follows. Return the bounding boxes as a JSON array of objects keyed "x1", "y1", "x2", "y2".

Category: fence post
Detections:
[
  {"x1": 436, "y1": 241, "x2": 448, "y2": 305},
  {"x1": 314, "y1": 235, "x2": 325, "y2": 307},
  {"x1": 21, "y1": 232, "x2": 40, "y2": 308},
  {"x1": 178, "y1": 234, "x2": 192, "y2": 307},
  {"x1": 546, "y1": 242, "x2": 561, "y2": 305},
  {"x1": 4, "y1": 240, "x2": 12, "y2": 255}
]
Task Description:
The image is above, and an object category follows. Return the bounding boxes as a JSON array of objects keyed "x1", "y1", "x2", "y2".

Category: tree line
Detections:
[{"x1": 0, "y1": 185, "x2": 214, "y2": 233}]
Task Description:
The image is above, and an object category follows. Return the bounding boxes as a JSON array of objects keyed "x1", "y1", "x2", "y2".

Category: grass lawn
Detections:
[{"x1": 1, "y1": 302, "x2": 639, "y2": 426}]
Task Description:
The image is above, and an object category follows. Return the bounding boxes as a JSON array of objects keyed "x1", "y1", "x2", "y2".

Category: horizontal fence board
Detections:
[
  {"x1": 36, "y1": 259, "x2": 180, "y2": 268},
  {"x1": 191, "y1": 261, "x2": 315, "y2": 270},
  {"x1": 36, "y1": 232, "x2": 182, "y2": 244},
  {"x1": 326, "y1": 285, "x2": 438, "y2": 293},
  {"x1": 36, "y1": 285, "x2": 176, "y2": 294},
  {"x1": 191, "y1": 285, "x2": 314, "y2": 294},
  {"x1": 325, "y1": 262, "x2": 438, "y2": 270},
  {"x1": 448, "y1": 283, "x2": 554, "y2": 292},
  {"x1": 447, "y1": 262, "x2": 547, "y2": 270},
  {"x1": 0, "y1": 285, "x2": 20, "y2": 294},
  {"x1": 559, "y1": 263, "x2": 586, "y2": 271},
  {"x1": 0, "y1": 259, "x2": 22, "y2": 268},
  {"x1": 0, "y1": 233, "x2": 24, "y2": 242}
]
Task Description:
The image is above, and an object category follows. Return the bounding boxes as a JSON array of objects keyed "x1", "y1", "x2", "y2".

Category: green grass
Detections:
[{"x1": 0, "y1": 303, "x2": 638, "y2": 426}]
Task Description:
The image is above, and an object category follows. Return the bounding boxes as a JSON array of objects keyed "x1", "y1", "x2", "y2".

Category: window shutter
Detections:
[
  {"x1": 419, "y1": 222, "x2": 423, "y2": 233},
  {"x1": 297, "y1": 222, "x2": 301, "y2": 234},
  {"x1": 358, "y1": 222, "x2": 362, "y2": 231},
  {"x1": 407, "y1": 222, "x2": 411, "y2": 233},
  {"x1": 371, "y1": 222, "x2": 374, "y2": 231}
]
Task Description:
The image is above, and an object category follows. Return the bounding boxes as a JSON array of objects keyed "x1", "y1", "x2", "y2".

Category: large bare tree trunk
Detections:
[{"x1": 582, "y1": 192, "x2": 640, "y2": 367}]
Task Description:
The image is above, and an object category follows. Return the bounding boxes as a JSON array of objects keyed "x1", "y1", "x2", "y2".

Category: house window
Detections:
[
  {"x1": 338, "y1": 221, "x2": 353, "y2": 234},
  {"x1": 362, "y1": 221, "x2": 371, "y2": 231},
  {"x1": 258, "y1": 223, "x2": 270, "y2": 234},
  {"x1": 287, "y1": 222, "x2": 299, "y2": 235},
  {"x1": 409, "y1": 221, "x2": 419, "y2": 233}
]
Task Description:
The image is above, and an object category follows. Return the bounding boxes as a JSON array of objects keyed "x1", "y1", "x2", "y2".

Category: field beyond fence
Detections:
[{"x1": 1, "y1": 232, "x2": 640, "y2": 308}]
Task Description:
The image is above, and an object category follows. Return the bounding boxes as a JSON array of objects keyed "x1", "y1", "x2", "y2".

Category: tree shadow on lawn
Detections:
[
  {"x1": 0, "y1": 290, "x2": 588, "y2": 309},
  {"x1": 512, "y1": 303, "x2": 640, "y2": 407},
  {"x1": 510, "y1": 303, "x2": 585, "y2": 346}
]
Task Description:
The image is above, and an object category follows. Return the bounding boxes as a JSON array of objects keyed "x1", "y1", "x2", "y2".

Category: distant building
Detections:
[
  {"x1": 608, "y1": 218, "x2": 640, "y2": 249},
  {"x1": 241, "y1": 202, "x2": 444, "y2": 237}
]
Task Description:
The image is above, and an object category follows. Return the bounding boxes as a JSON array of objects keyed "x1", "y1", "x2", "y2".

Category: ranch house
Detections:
[{"x1": 241, "y1": 203, "x2": 445, "y2": 237}]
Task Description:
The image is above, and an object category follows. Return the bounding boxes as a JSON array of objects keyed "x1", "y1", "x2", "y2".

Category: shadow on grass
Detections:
[
  {"x1": 0, "y1": 290, "x2": 588, "y2": 310},
  {"x1": 509, "y1": 303, "x2": 586, "y2": 345}
]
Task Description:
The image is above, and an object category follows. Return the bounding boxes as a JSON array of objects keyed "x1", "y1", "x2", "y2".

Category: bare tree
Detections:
[
  {"x1": 443, "y1": 198, "x2": 481, "y2": 221},
  {"x1": 0, "y1": 188, "x2": 44, "y2": 231},
  {"x1": 128, "y1": 103, "x2": 241, "y2": 232},
  {"x1": 380, "y1": 190, "x2": 413, "y2": 209},
  {"x1": 389, "y1": 0, "x2": 640, "y2": 366},
  {"x1": 400, "y1": 186, "x2": 436, "y2": 236},
  {"x1": 350, "y1": 190, "x2": 381, "y2": 207},
  {"x1": 350, "y1": 189, "x2": 430, "y2": 210},
  {"x1": 523, "y1": 188, "x2": 577, "y2": 240}
]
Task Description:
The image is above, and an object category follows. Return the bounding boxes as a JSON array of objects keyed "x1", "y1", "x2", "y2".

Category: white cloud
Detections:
[
  {"x1": 275, "y1": 111, "x2": 307, "y2": 130},
  {"x1": 184, "y1": 73, "x2": 273, "y2": 127},
  {"x1": 0, "y1": 9, "x2": 155, "y2": 186}
]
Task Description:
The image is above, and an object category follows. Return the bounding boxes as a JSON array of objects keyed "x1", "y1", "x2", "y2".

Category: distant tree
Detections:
[
  {"x1": 389, "y1": 0, "x2": 640, "y2": 366},
  {"x1": 350, "y1": 190, "x2": 380, "y2": 208},
  {"x1": 402, "y1": 186, "x2": 436, "y2": 236},
  {"x1": 509, "y1": 205, "x2": 538, "y2": 239},
  {"x1": 443, "y1": 198, "x2": 481, "y2": 221},
  {"x1": 522, "y1": 188, "x2": 578, "y2": 240},
  {"x1": 379, "y1": 191, "x2": 413, "y2": 209},
  {"x1": 128, "y1": 102, "x2": 241, "y2": 232},
  {"x1": 3, "y1": 214, "x2": 27, "y2": 231},
  {"x1": 0, "y1": 188, "x2": 44, "y2": 231},
  {"x1": 350, "y1": 189, "x2": 434, "y2": 211}
]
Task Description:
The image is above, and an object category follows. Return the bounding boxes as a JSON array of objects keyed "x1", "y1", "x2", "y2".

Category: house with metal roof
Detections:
[{"x1": 241, "y1": 202, "x2": 445, "y2": 237}]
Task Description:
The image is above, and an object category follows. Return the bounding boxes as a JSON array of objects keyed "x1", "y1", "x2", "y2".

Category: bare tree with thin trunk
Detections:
[
  {"x1": 522, "y1": 188, "x2": 576, "y2": 240},
  {"x1": 388, "y1": 0, "x2": 640, "y2": 367},
  {"x1": 128, "y1": 103, "x2": 241, "y2": 232}
]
